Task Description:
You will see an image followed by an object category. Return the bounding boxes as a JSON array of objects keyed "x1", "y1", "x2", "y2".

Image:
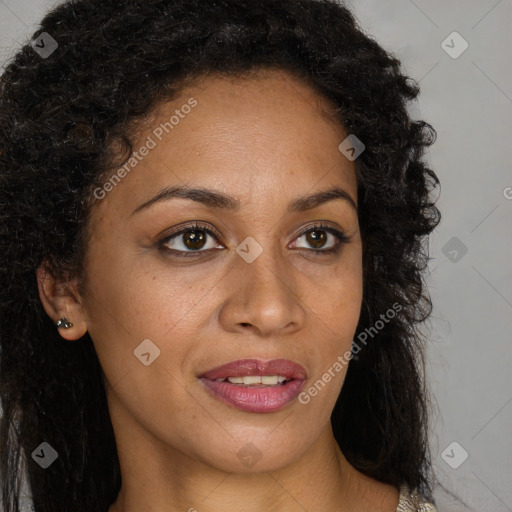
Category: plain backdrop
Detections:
[{"x1": 1, "y1": 1, "x2": 511, "y2": 511}]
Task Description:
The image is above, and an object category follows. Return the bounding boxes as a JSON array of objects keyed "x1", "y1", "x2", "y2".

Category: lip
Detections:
[
  {"x1": 198, "y1": 358, "x2": 307, "y2": 413},
  {"x1": 199, "y1": 358, "x2": 307, "y2": 380}
]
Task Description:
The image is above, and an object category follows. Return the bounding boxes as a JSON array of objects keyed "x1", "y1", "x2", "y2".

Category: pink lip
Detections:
[
  {"x1": 199, "y1": 358, "x2": 307, "y2": 380},
  {"x1": 198, "y1": 358, "x2": 307, "y2": 413}
]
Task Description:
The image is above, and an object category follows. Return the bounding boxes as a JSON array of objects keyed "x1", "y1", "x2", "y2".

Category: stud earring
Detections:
[{"x1": 56, "y1": 317, "x2": 73, "y2": 329}]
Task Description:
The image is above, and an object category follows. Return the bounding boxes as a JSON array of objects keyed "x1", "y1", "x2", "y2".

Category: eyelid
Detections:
[
  {"x1": 159, "y1": 221, "x2": 223, "y2": 243},
  {"x1": 157, "y1": 220, "x2": 349, "y2": 256},
  {"x1": 157, "y1": 221, "x2": 223, "y2": 255},
  {"x1": 290, "y1": 222, "x2": 350, "y2": 255}
]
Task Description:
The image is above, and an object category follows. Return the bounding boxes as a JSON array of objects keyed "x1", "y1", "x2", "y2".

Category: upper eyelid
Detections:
[
  {"x1": 160, "y1": 222, "x2": 222, "y2": 243},
  {"x1": 159, "y1": 221, "x2": 347, "y2": 249}
]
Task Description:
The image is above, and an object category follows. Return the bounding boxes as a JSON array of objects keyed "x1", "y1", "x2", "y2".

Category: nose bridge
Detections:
[
  {"x1": 241, "y1": 238, "x2": 285, "y2": 289},
  {"x1": 222, "y1": 234, "x2": 304, "y2": 336},
  {"x1": 238, "y1": 234, "x2": 290, "y2": 302}
]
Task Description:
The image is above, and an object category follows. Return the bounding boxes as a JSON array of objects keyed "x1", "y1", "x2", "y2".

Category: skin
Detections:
[{"x1": 37, "y1": 68, "x2": 400, "y2": 511}]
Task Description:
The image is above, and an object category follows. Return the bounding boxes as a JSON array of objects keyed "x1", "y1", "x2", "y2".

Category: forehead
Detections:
[{"x1": 92, "y1": 69, "x2": 356, "y2": 219}]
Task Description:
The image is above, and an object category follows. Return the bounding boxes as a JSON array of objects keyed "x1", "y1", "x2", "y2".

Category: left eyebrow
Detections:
[
  {"x1": 130, "y1": 185, "x2": 357, "y2": 216},
  {"x1": 288, "y1": 186, "x2": 357, "y2": 213}
]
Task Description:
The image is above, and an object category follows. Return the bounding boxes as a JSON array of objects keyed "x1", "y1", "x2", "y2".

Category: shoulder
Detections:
[
  {"x1": 396, "y1": 483, "x2": 438, "y2": 512},
  {"x1": 347, "y1": 469, "x2": 400, "y2": 510}
]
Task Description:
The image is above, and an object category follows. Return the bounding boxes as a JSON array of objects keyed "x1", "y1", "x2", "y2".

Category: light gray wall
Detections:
[
  {"x1": 1, "y1": 1, "x2": 510, "y2": 511},
  {"x1": 342, "y1": 0, "x2": 512, "y2": 512},
  {"x1": 342, "y1": 2, "x2": 512, "y2": 511}
]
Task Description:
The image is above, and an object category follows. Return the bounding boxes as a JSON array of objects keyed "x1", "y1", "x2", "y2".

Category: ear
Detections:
[{"x1": 36, "y1": 262, "x2": 88, "y2": 341}]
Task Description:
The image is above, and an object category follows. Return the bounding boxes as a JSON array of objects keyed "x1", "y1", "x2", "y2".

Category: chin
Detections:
[{"x1": 190, "y1": 431, "x2": 312, "y2": 474}]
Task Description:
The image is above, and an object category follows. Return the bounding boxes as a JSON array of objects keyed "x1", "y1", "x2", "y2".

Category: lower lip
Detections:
[{"x1": 199, "y1": 378, "x2": 305, "y2": 413}]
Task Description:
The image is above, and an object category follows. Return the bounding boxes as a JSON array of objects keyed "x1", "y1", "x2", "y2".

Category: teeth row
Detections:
[{"x1": 215, "y1": 375, "x2": 288, "y2": 384}]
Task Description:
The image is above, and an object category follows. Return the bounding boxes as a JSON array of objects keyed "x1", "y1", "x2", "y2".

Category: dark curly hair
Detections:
[{"x1": 0, "y1": 0, "x2": 442, "y2": 511}]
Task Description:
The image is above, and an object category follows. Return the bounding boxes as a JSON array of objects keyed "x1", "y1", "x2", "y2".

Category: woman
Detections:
[{"x1": 0, "y1": 0, "x2": 444, "y2": 510}]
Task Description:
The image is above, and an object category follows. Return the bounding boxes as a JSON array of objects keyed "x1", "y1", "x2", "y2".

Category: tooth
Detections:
[
  {"x1": 261, "y1": 376, "x2": 279, "y2": 385},
  {"x1": 242, "y1": 376, "x2": 262, "y2": 385},
  {"x1": 224, "y1": 375, "x2": 288, "y2": 385}
]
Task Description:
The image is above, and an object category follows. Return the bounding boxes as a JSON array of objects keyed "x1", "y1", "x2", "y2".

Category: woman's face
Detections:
[{"x1": 78, "y1": 69, "x2": 363, "y2": 472}]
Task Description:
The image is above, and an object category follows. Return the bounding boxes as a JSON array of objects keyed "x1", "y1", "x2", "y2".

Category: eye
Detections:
[
  {"x1": 291, "y1": 223, "x2": 349, "y2": 254},
  {"x1": 157, "y1": 221, "x2": 350, "y2": 258},
  {"x1": 158, "y1": 222, "x2": 223, "y2": 257}
]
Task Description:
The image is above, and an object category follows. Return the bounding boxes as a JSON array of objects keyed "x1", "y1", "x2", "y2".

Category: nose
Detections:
[{"x1": 218, "y1": 247, "x2": 306, "y2": 338}]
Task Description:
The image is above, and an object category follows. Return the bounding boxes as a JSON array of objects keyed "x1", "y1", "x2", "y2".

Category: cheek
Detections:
[
  {"x1": 81, "y1": 250, "x2": 224, "y2": 387},
  {"x1": 84, "y1": 240, "x2": 218, "y2": 334},
  {"x1": 303, "y1": 248, "x2": 363, "y2": 332},
  {"x1": 83, "y1": 225, "x2": 362, "y2": 385},
  {"x1": 81, "y1": 262, "x2": 209, "y2": 429},
  {"x1": 303, "y1": 248, "x2": 363, "y2": 378}
]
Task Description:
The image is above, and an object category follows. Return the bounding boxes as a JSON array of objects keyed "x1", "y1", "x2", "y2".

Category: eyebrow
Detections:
[{"x1": 130, "y1": 184, "x2": 357, "y2": 216}]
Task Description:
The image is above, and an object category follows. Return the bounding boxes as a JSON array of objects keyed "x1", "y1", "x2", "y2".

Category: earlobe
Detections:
[
  {"x1": 36, "y1": 263, "x2": 88, "y2": 341},
  {"x1": 56, "y1": 317, "x2": 74, "y2": 329}
]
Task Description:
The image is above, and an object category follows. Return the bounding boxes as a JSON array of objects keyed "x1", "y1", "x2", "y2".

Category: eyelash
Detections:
[{"x1": 157, "y1": 221, "x2": 350, "y2": 258}]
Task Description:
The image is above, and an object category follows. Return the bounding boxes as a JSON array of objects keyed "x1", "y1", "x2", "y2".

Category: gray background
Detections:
[{"x1": 1, "y1": 0, "x2": 511, "y2": 511}]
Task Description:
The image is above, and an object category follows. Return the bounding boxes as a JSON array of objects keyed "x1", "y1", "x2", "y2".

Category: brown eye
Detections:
[
  {"x1": 293, "y1": 225, "x2": 346, "y2": 252},
  {"x1": 181, "y1": 229, "x2": 207, "y2": 250},
  {"x1": 159, "y1": 223, "x2": 224, "y2": 255},
  {"x1": 304, "y1": 229, "x2": 328, "y2": 249}
]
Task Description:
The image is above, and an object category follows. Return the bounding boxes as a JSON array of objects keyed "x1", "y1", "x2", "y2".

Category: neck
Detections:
[{"x1": 106, "y1": 390, "x2": 399, "y2": 512}]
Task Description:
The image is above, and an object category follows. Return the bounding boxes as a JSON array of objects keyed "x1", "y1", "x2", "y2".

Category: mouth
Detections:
[{"x1": 198, "y1": 358, "x2": 307, "y2": 413}]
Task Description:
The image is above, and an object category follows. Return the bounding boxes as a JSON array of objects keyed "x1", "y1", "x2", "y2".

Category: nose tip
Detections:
[{"x1": 219, "y1": 251, "x2": 305, "y2": 337}]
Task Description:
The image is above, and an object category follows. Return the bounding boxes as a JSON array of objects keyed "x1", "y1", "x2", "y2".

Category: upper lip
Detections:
[{"x1": 199, "y1": 358, "x2": 307, "y2": 380}]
